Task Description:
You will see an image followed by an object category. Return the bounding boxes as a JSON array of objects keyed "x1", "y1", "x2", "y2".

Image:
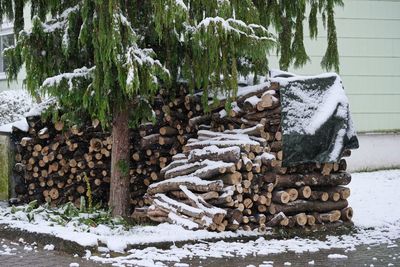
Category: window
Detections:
[{"x1": 0, "y1": 33, "x2": 14, "y2": 74}]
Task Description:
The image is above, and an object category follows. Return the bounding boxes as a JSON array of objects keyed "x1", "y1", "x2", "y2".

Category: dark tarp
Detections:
[{"x1": 271, "y1": 72, "x2": 359, "y2": 167}]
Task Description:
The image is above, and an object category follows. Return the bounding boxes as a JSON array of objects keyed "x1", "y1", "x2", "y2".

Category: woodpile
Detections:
[
  {"x1": 136, "y1": 81, "x2": 353, "y2": 231},
  {"x1": 12, "y1": 116, "x2": 112, "y2": 206},
  {"x1": 11, "y1": 80, "x2": 354, "y2": 232},
  {"x1": 11, "y1": 86, "x2": 205, "y2": 207}
]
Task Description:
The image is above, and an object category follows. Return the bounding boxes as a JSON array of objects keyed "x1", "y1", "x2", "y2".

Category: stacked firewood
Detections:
[
  {"x1": 12, "y1": 79, "x2": 354, "y2": 231},
  {"x1": 12, "y1": 116, "x2": 112, "y2": 206},
  {"x1": 11, "y1": 86, "x2": 206, "y2": 207},
  {"x1": 128, "y1": 87, "x2": 205, "y2": 207},
  {"x1": 137, "y1": 81, "x2": 353, "y2": 231}
]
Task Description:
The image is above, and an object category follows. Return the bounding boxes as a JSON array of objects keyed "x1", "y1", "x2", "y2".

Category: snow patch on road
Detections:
[{"x1": 327, "y1": 253, "x2": 348, "y2": 259}]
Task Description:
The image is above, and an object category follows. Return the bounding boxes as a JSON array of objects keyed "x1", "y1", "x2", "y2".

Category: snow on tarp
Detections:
[{"x1": 271, "y1": 72, "x2": 359, "y2": 166}]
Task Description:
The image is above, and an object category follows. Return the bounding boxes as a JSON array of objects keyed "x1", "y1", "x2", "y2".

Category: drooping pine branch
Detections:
[{"x1": 321, "y1": 0, "x2": 342, "y2": 73}]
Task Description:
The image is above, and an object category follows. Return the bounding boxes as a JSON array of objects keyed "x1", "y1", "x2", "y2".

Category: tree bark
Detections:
[{"x1": 109, "y1": 105, "x2": 131, "y2": 217}]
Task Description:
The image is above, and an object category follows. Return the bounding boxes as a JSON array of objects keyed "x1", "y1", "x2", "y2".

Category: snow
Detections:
[
  {"x1": 192, "y1": 160, "x2": 235, "y2": 178},
  {"x1": 236, "y1": 81, "x2": 271, "y2": 100},
  {"x1": 0, "y1": 119, "x2": 29, "y2": 133},
  {"x1": 0, "y1": 89, "x2": 34, "y2": 129},
  {"x1": 43, "y1": 244, "x2": 55, "y2": 251},
  {"x1": 148, "y1": 175, "x2": 223, "y2": 189},
  {"x1": 41, "y1": 66, "x2": 95, "y2": 91},
  {"x1": 188, "y1": 145, "x2": 240, "y2": 161},
  {"x1": 0, "y1": 170, "x2": 398, "y2": 265},
  {"x1": 179, "y1": 185, "x2": 226, "y2": 216},
  {"x1": 187, "y1": 135, "x2": 260, "y2": 149},
  {"x1": 245, "y1": 95, "x2": 260, "y2": 106},
  {"x1": 273, "y1": 72, "x2": 357, "y2": 162},
  {"x1": 327, "y1": 254, "x2": 348, "y2": 259},
  {"x1": 196, "y1": 17, "x2": 274, "y2": 43},
  {"x1": 38, "y1": 127, "x2": 48, "y2": 135},
  {"x1": 164, "y1": 161, "x2": 203, "y2": 178},
  {"x1": 1, "y1": 92, "x2": 57, "y2": 133},
  {"x1": 154, "y1": 193, "x2": 204, "y2": 215},
  {"x1": 168, "y1": 212, "x2": 198, "y2": 230},
  {"x1": 24, "y1": 97, "x2": 57, "y2": 117},
  {"x1": 273, "y1": 73, "x2": 348, "y2": 135},
  {"x1": 38, "y1": 5, "x2": 79, "y2": 33},
  {"x1": 175, "y1": 0, "x2": 188, "y2": 11},
  {"x1": 349, "y1": 169, "x2": 400, "y2": 227}
]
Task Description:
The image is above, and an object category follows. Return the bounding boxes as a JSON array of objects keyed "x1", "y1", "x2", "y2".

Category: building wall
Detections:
[
  {"x1": 268, "y1": 0, "x2": 400, "y2": 132},
  {"x1": 0, "y1": 4, "x2": 31, "y2": 92}
]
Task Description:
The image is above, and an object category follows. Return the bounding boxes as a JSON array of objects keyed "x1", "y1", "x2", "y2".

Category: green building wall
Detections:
[{"x1": 269, "y1": 0, "x2": 400, "y2": 132}]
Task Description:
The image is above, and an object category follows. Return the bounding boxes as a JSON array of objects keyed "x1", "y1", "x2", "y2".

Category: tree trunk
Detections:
[{"x1": 109, "y1": 105, "x2": 131, "y2": 217}]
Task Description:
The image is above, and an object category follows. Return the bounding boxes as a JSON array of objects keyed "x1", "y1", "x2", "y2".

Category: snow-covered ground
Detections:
[{"x1": 0, "y1": 170, "x2": 399, "y2": 267}]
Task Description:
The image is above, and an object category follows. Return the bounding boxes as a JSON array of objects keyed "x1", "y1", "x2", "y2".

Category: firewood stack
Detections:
[
  {"x1": 11, "y1": 78, "x2": 354, "y2": 231},
  {"x1": 128, "y1": 87, "x2": 206, "y2": 207},
  {"x1": 138, "y1": 81, "x2": 354, "y2": 231},
  {"x1": 11, "y1": 86, "x2": 206, "y2": 208},
  {"x1": 12, "y1": 116, "x2": 112, "y2": 206}
]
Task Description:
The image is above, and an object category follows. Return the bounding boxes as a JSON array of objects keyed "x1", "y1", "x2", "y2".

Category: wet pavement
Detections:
[
  {"x1": 0, "y1": 238, "x2": 108, "y2": 267},
  {"x1": 185, "y1": 240, "x2": 400, "y2": 267},
  {"x1": 0, "y1": 236, "x2": 399, "y2": 266}
]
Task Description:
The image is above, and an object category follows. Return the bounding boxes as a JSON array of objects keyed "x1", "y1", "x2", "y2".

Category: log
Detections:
[
  {"x1": 340, "y1": 207, "x2": 353, "y2": 221},
  {"x1": 264, "y1": 172, "x2": 352, "y2": 188},
  {"x1": 169, "y1": 190, "x2": 219, "y2": 201},
  {"x1": 179, "y1": 185, "x2": 226, "y2": 224},
  {"x1": 266, "y1": 212, "x2": 287, "y2": 227},
  {"x1": 159, "y1": 126, "x2": 178, "y2": 136},
  {"x1": 164, "y1": 162, "x2": 205, "y2": 179},
  {"x1": 322, "y1": 163, "x2": 333, "y2": 176},
  {"x1": 188, "y1": 146, "x2": 240, "y2": 163},
  {"x1": 298, "y1": 186, "x2": 311, "y2": 199},
  {"x1": 318, "y1": 210, "x2": 341, "y2": 223},
  {"x1": 152, "y1": 194, "x2": 205, "y2": 219},
  {"x1": 273, "y1": 200, "x2": 348, "y2": 215},
  {"x1": 272, "y1": 191, "x2": 290, "y2": 204},
  {"x1": 294, "y1": 213, "x2": 307, "y2": 226},
  {"x1": 310, "y1": 191, "x2": 329, "y2": 202},
  {"x1": 147, "y1": 177, "x2": 224, "y2": 195},
  {"x1": 306, "y1": 215, "x2": 316, "y2": 226},
  {"x1": 218, "y1": 172, "x2": 242, "y2": 185},
  {"x1": 285, "y1": 188, "x2": 298, "y2": 201}
]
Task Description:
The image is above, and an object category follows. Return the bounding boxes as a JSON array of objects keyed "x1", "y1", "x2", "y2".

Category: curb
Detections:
[
  {"x1": 0, "y1": 224, "x2": 91, "y2": 255},
  {"x1": 0, "y1": 222, "x2": 355, "y2": 256}
]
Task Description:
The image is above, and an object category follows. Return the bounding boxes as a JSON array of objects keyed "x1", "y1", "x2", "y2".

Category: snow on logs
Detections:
[{"x1": 140, "y1": 81, "x2": 353, "y2": 232}]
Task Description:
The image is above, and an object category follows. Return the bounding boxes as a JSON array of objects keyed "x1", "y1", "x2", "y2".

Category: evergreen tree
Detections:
[{"x1": 1, "y1": 0, "x2": 343, "y2": 217}]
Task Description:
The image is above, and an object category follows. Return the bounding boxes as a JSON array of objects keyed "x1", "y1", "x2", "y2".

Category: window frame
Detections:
[{"x1": 0, "y1": 25, "x2": 14, "y2": 80}]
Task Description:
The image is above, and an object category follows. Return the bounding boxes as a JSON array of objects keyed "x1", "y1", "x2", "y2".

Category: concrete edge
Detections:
[
  {"x1": 0, "y1": 224, "x2": 92, "y2": 256},
  {"x1": 0, "y1": 222, "x2": 355, "y2": 256},
  {"x1": 124, "y1": 222, "x2": 355, "y2": 251}
]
